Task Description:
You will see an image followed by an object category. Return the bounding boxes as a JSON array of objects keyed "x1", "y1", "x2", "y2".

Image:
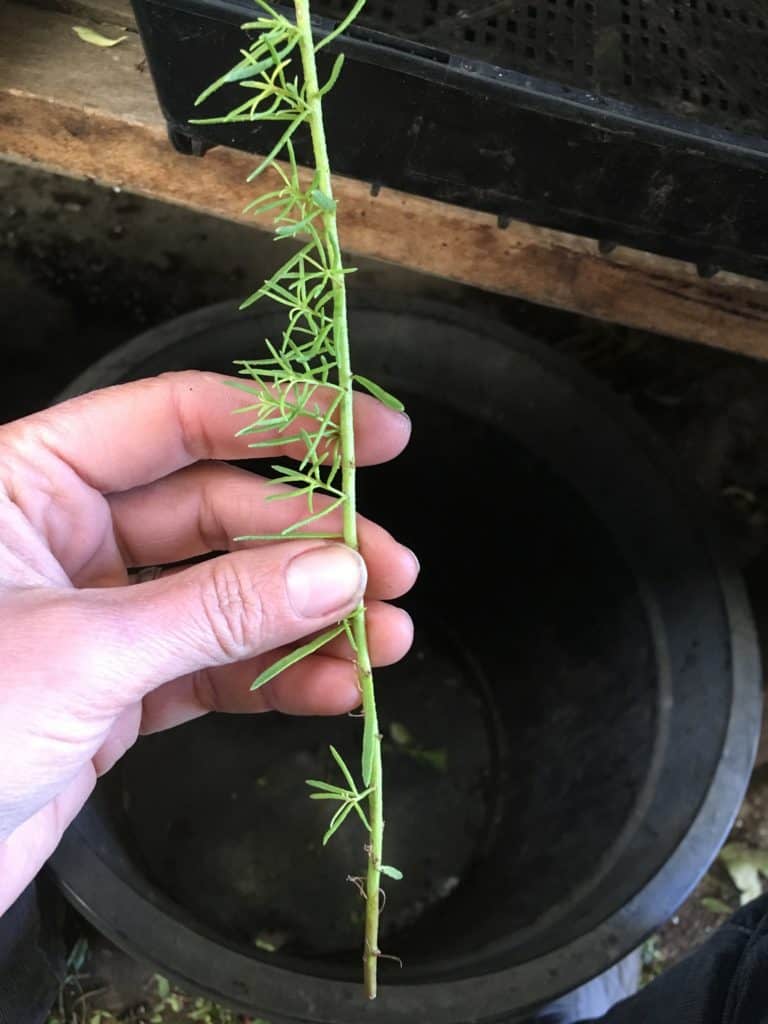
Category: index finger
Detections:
[{"x1": 7, "y1": 371, "x2": 410, "y2": 494}]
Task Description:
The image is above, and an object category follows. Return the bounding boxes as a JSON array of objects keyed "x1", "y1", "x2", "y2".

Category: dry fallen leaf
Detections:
[
  {"x1": 72, "y1": 26, "x2": 127, "y2": 48},
  {"x1": 720, "y1": 842, "x2": 768, "y2": 905}
]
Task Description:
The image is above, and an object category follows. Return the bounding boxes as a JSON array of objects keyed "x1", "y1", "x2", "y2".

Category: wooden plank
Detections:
[{"x1": 4, "y1": 0, "x2": 768, "y2": 358}]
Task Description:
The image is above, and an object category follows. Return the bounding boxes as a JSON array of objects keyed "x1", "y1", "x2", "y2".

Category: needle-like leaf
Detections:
[
  {"x1": 322, "y1": 801, "x2": 355, "y2": 846},
  {"x1": 329, "y1": 745, "x2": 358, "y2": 793},
  {"x1": 250, "y1": 623, "x2": 346, "y2": 690},
  {"x1": 353, "y1": 375, "x2": 405, "y2": 412}
]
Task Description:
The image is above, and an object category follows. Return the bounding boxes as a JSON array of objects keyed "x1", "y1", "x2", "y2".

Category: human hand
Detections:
[{"x1": 0, "y1": 371, "x2": 417, "y2": 913}]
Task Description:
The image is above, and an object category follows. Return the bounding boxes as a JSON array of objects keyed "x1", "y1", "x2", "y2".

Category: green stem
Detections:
[{"x1": 294, "y1": 0, "x2": 383, "y2": 999}]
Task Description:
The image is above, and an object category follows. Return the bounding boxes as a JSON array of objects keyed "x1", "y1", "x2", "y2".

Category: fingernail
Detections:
[
  {"x1": 404, "y1": 545, "x2": 420, "y2": 575},
  {"x1": 286, "y1": 545, "x2": 366, "y2": 618}
]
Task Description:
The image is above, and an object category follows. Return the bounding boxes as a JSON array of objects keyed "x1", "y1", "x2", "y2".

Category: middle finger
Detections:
[{"x1": 107, "y1": 461, "x2": 419, "y2": 600}]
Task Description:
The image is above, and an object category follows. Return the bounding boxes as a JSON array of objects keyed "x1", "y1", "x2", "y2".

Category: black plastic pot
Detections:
[{"x1": 51, "y1": 295, "x2": 760, "y2": 1023}]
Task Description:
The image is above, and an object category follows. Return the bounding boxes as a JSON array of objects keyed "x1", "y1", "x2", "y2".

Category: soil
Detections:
[{"x1": 2, "y1": 159, "x2": 768, "y2": 1019}]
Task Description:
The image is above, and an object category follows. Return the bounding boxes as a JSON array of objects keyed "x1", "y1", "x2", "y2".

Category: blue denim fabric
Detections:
[{"x1": 534, "y1": 951, "x2": 641, "y2": 1023}]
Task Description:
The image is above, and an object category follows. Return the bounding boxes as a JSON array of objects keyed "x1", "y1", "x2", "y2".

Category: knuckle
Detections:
[
  {"x1": 162, "y1": 371, "x2": 217, "y2": 462},
  {"x1": 196, "y1": 465, "x2": 231, "y2": 553},
  {"x1": 200, "y1": 559, "x2": 266, "y2": 661},
  {"x1": 191, "y1": 666, "x2": 221, "y2": 714}
]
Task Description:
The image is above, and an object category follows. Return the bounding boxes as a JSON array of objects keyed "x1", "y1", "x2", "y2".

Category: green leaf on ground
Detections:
[
  {"x1": 390, "y1": 721, "x2": 412, "y2": 746},
  {"x1": 700, "y1": 896, "x2": 733, "y2": 915},
  {"x1": 73, "y1": 26, "x2": 127, "y2": 47}
]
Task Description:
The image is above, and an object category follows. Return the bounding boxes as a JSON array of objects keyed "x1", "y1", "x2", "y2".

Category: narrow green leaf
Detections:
[
  {"x1": 303, "y1": 397, "x2": 342, "y2": 462},
  {"x1": 224, "y1": 56, "x2": 273, "y2": 84},
  {"x1": 362, "y1": 713, "x2": 376, "y2": 787},
  {"x1": 72, "y1": 26, "x2": 127, "y2": 47},
  {"x1": 235, "y1": 413, "x2": 292, "y2": 434},
  {"x1": 306, "y1": 779, "x2": 347, "y2": 794},
  {"x1": 246, "y1": 116, "x2": 307, "y2": 182},
  {"x1": 243, "y1": 187, "x2": 286, "y2": 209},
  {"x1": 353, "y1": 375, "x2": 405, "y2": 412},
  {"x1": 380, "y1": 865, "x2": 403, "y2": 881},
  {"x1": 316, "y1": 0, "x2": 367, "y2": 52},
  {"x1": 352, "y1": 799, "x2": 372, "y2": 832},
  {"x1": 270, "y1": 464, "x2": 344, "y2": 498},
  {"x1": 251, "y1": 624, "x2": 345, "y2": 689},
  {"x1": 326, "y1": 445, "x2": 342, "y2": 491},
  {"x1": 270, "y1": 464, "x2": 319, "y2": 486},
  {"x1": 189, "y1": 111, "x2": 289, "y2": 126},
  {"x1": 322, "y1": 800, "x2": 354, "y2": 846},
  {"x1": 193, "y1": 66, "x2": 243, "y2": 107},
  {"x1": 329, "y1": 745, "x2": 357, "y2": 792},
  {"x1": 234, "y1": 533, "x2": 343, "y2": 541},
  {"x1": 316, "y1": 52, "x2": 345, "y2": 97},
  {"x1": 245, "y1": 197, "x2": 292, "y2": 219},
  {"x1": 275, "y1": 213, "x2": 321, "y2": 238},
  {"x1": 194, "y1": 30, "x2": 295, "y2": 106},
  {"x1": 281, "y1": 496, "x2": 346, "y2": 535},
  {"x1": 239, "y1": 242, "x2": 314, "y2": 309},
  {"x1": 241, "y1": 17, "x2": 278, "y2": 30},
  {"x1": 246, "y1": 434, "x2": 304, "y2": 448},
  {"x1": 265, "y1": 486, "x2": 314, "y2": 503},
  {"x1": 342, "y1": 616, "x2": 358, "y2": 653},
  {"x1": 249, "y1": 0, "x2": 281, "y2": 19},
  {"x1": 225, "y1": 378, "x2": 264, "y2": 396}
]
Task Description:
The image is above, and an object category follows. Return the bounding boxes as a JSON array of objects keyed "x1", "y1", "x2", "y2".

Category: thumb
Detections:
[{"x1": 69, "y1": 541, "x2": 366, "y2": 705}]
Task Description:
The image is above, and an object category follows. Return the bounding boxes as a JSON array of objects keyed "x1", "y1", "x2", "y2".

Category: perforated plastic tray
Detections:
[
  {"x1": 325, "y1": 0, "x2": 768, "y2": 137},
  {"x1": 132, "y1": 0, "x2": 768, "y2": 280}
]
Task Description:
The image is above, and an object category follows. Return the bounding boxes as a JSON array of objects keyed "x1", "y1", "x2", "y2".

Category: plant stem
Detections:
[{"x1": 294, "y1": 0, "x2": 383, "y2": 999}]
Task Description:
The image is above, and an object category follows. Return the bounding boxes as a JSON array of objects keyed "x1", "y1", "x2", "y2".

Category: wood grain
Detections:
[{"x1": 4, "y1": 0, "x2": 768, "y2": 357}]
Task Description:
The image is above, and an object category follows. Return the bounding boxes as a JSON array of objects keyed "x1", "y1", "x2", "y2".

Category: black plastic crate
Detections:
[{"x1": 132, "y1": 0, "x2": 768, "y2": 280}]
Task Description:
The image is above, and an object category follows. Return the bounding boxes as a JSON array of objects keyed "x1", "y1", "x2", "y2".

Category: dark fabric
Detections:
[
  {"x1": 0, "y1": 882, "x2": 62, "y2": 1024},
  {"x1": 580, "y1": 894, "x2": 768, "y2": 1024}
]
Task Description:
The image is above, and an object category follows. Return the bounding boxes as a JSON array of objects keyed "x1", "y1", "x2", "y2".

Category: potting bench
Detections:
[{"x1": 4, "y1": 0, "x2": 768, "y2": 358}]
